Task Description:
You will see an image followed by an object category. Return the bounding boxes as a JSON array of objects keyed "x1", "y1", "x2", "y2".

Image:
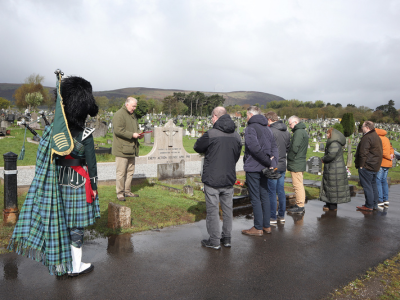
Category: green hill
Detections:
[{"x1": 0, "y1": 84, "x2": 284, "y2": 107}]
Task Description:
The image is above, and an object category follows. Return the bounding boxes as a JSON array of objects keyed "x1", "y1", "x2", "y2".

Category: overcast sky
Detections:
[{"x1": 1, "y1": 0, "x2": 399, "y2": 109}]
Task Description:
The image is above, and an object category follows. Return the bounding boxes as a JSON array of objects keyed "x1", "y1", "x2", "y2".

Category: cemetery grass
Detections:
[
  {"x1": 0, "y1": 128, "x2": 199, "y2": 167},
  {"x1": 325, "y1": 252, "x2": 400, "y2": 299},
  {"x1": 0, "y1": 182, "x2": 207, "y2": 254}
]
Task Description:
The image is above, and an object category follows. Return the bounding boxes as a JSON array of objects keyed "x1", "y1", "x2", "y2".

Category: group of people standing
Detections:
[
  {"x1": 7, "y1": 80, "x2": 395, "y2": 274},
  {"x1": 194, "y1": 106, "x2": 310, "y2": 249},
  {"x1": 195, "y1": 106, "x2": 394, "y2": 250}
]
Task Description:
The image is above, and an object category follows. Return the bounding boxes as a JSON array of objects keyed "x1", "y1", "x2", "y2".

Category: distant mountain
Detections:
[
  {"x1": 92, "y1": 87, "x2": 285, "y2": 107},
  {"x1": 0, "y1": 84, "x2": 284, "y2": 107}
]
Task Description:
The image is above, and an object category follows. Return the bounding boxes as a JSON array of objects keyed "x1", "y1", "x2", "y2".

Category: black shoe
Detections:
[
  {"x1": 220, "y1": 237, "x2": 231, "y2": 248},
  {"x1": 201, "y1": 239, "x2": 221, "y2": 250},
  {"x1": 287, "y1": 205, "x2": 305, "y2": 214}
]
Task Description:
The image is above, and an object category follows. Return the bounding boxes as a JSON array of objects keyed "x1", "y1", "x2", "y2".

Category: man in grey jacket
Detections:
[
  {"x1": 265, "y1": 111, "x2": 290, "y2": 224},
  {"x1": 194, "y1": 107, "x2": 242, "y2": 249}
]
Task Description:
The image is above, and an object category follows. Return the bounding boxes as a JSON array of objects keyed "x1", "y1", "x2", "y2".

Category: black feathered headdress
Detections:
[{"x1": 54, "y1": 76, "x2": 99, "y2": 129}]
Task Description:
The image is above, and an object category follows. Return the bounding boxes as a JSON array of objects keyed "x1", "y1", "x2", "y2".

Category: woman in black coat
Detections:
[{"x1": 319, "y1": 128, "x2": 351, "y2": 211}]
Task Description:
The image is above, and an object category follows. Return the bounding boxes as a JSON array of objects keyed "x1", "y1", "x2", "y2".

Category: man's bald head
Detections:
[
  {"x1": 212, "y1": 107, "x2": 226, "y2": 118},
  {"x1": 211, "y1": 106, "x2": 226, "y2": 124}
]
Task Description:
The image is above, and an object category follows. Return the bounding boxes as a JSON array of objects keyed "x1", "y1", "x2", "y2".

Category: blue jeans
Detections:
[
  {"x1": 376, "y1": 167, "x2": 389, "y2": 203},
  {"x1": 267, "y1": 171, "x2": 286, "y2": 219},
  {"x1": 358, "y1": 168, "x2": 378, "y2": 209},
  {"x1": 246, "y1": 172, "x2": 270, "y2": 230}
]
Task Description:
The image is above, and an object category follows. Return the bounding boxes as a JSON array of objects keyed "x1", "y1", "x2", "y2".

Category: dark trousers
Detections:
[
  {"x1": 358, "y1": 168, "x2": 379, "y2": 209},
  {"x1": 325, "y1": 203, "x2": 337, "y2": 210},
  {"x1": 246, "y1": 172, "x2": 270, "y2": 230}
]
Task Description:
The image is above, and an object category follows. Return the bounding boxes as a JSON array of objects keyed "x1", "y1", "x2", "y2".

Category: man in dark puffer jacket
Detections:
[{"x1": 194, "y1": 107, "x2": 242, "y2": 249}]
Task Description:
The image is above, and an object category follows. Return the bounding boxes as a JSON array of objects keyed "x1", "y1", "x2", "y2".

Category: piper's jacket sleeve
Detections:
[{"x1": 82, "y1": 134, "x2": 98, "y2": 190}]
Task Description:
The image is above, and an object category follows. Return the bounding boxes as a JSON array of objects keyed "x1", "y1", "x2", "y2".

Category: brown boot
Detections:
[
  {"x1": 263, "y1": 227, "x2": 271, "y2": 234},
  {"x1": 241, "y1": 227, "x2": 263, "y2": 236}
]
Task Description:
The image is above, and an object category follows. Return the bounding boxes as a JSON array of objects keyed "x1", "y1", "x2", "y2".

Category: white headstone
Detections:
[{"x1": 135, "y1": 119, "x2": 201, "y2": 165}]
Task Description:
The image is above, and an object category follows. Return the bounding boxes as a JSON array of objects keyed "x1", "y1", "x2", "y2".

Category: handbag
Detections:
[{"x1": 262, "y1": 167, "x2": 282, "y2": 179}]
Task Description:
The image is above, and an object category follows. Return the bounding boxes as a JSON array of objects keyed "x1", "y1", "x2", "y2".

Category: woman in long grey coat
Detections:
[{"x1": 320, "y1": 128, "x2": 351, "y2": 211}]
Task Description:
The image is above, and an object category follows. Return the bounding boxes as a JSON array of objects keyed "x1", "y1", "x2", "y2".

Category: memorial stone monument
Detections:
[{"x1": 306, "y1": 156, "x2": 323, "y2": 175}]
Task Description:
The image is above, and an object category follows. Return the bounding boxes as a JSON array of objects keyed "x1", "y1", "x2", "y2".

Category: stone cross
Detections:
[{"x1": 163, "y1": 125, "x2": 179, "y2": 147}]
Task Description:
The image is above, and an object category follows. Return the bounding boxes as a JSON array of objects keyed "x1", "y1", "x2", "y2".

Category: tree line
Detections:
[
  {"x1": 7, "y1": 74, "x2": 398, "y2": 124},
  {"x1": 226, "y1": 99, "x2": 399, "y2": 124}
]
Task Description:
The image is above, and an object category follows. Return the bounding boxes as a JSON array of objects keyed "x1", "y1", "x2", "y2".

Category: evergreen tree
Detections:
[
  {"x1": 340, "y1": 113, "x2": 355, "y2": 137},
  {"x1": 332, "y1": 123, "x2": 344, "y2": 135}
]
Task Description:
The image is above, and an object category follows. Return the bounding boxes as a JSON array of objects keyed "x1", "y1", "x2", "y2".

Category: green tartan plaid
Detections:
[
  {"x1": 59, "y1": 183, "x2": 100, "y2": 228},
  {"x1": 8, "y1": 125, "x2": 72, "y2": 275}
]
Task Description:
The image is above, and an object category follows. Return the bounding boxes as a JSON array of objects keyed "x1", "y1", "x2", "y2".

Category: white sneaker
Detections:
[
  {"x1": 378, "y1": 202, "x2": 385, "y2": 207},
  {"x1": 384, "y1": 201, "x2": 389, "y2": 206}
]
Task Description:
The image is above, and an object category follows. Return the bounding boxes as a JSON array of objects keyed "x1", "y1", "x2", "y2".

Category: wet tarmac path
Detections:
[{"x1": 1, "y1": 185, "x2": 400, "y2": 299}]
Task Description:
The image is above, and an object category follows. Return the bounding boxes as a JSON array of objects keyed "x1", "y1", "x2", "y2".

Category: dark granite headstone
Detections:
[
  {"x1": 319, "y1": 143, "x2": 325, "y2": 152},
  {"x1": 306, "y1": 156, "x2": 322, "y2": 175}
]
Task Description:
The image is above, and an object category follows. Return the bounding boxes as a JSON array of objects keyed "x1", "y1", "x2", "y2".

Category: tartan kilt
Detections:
[{"x1": 58, "y1": 182, "x2": 100, "y2": 228}]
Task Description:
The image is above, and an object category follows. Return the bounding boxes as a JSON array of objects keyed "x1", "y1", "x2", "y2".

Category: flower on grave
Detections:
[
  {"x1": 235, "y1": 180, "x2": 244, "y2": 186},
  {"x1": 346, "y1": 166, "x2": 351, "y2": 177}
]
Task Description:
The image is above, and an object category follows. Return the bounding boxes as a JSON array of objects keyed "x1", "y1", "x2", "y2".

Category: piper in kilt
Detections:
[{"x1": 8, "y1": 75, "x2": 100, "y2": 277}]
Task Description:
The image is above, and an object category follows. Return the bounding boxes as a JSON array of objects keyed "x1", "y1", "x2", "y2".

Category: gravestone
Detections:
[
  {"x1": 1, "y1": 121, "x2": 10, "y2": 128},
  {"x1": 30, "y1": 121, "x2": 41, "y2": 130},
  {"x1": 31, "y1": 112, "x2": 38, "y2": 122},
  {"x1": 393, "y1": 157, "x2": 397, "y2": 168},
  {"x1": 157, "y1": 160, "x2": 185, "y2": 180},
  {"x1": 108, "y1": 202, "x2": 131, "y2": 229},
  {"x1": 319, "y1": 143, "x2": 325, "y2": 152},
  {"x1": 306, "y1": 156, "x2": 322, "y2": 175},
  {"x1": 91, "y1": 119, "x2": 108, "y2": 138}
]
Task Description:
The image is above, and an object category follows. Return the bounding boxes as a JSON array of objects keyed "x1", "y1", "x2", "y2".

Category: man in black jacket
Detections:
[
  {"x1": 355, "y1": 121, "x2": 383, "y2": 211},
  {"x1": 265, "y1": 111, "x2": 290, "y2": 224},
  {"x1": 194, "y1": 107, "x2": 242, "y2": 249}
]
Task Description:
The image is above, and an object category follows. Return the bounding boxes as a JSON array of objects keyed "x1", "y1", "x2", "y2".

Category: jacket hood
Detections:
[
  {"x1": 269, "y1": 120, "x2": 288, "y2": 132},
  {"x1": 375, "y1": 128, "x2": 387, "y2": 137},
  {"x1": 328, "y1": 128, "x2": 346, "y2": 146},
  {"x1": 292, "y1": 122, "x2": 306, "y2": 131},
  {"x1": 248, "y1": 114, "x2": 268, "y2": 126},
  {"x1": 213, "y1": 114, "x2": 236, "y2": 133}
]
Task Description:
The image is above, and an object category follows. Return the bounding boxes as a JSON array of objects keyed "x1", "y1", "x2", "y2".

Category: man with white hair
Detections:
[
  {"x1": 286, "y1": 115, "x2": 309, "y2": 214},
  {"x1": 112, "y1": 97, "x2": 144, "y2": 201}
]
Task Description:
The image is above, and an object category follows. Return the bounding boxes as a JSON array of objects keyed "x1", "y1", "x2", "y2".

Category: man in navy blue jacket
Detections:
[
  {"x1": 194, "y1": 107, "x2": 242, "y2": 249},
  {"x1": 242, "y1": 106, "x2": 279, "y2": 236}
]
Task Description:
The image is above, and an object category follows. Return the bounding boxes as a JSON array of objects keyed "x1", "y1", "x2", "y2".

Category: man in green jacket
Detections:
[
  {"x1": 286, "y1": 116, "x2": 309, "y2": 214},
  {"x1": 112, "y1": 97, "x2": 143, "y2": 201}
]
